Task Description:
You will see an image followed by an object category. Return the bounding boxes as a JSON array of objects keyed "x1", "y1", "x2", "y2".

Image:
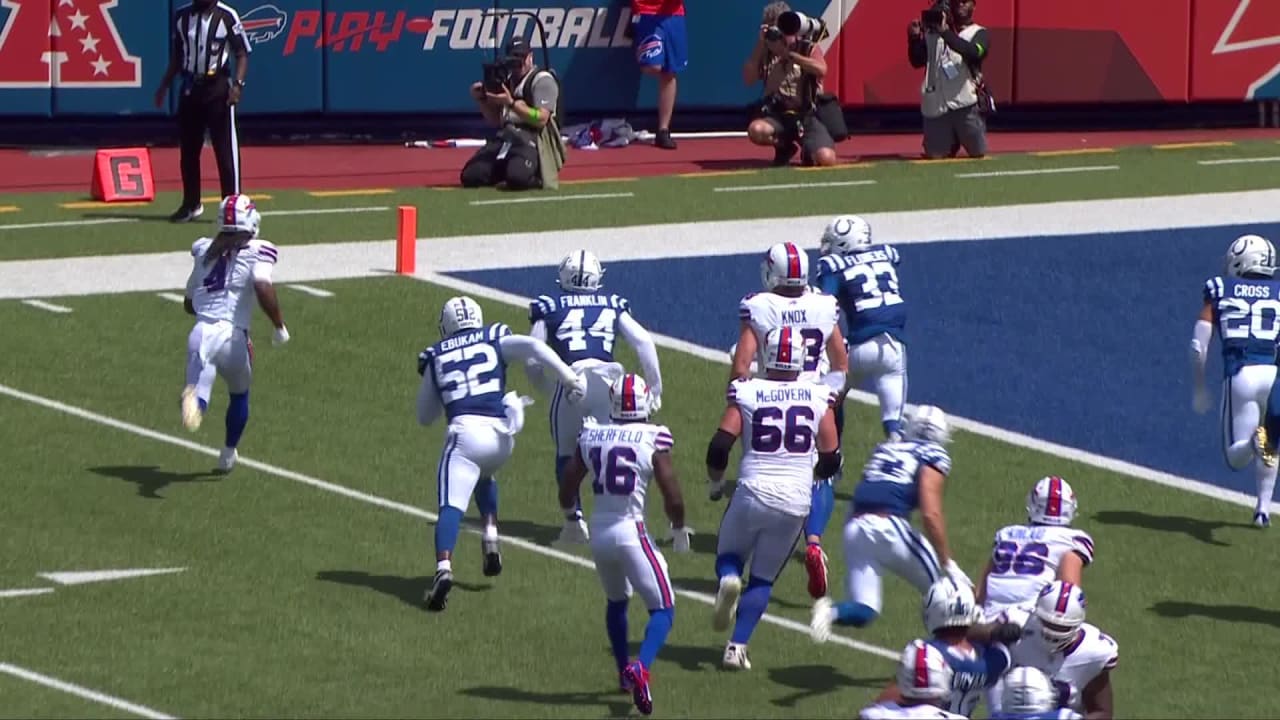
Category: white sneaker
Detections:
[
  {"x1": 722, "y1": 642, "x2": 751, "y2": 670},
  {"x1": 810, "y1": 597, "x2": 834, "y2": 644},
  {"x1": 217, "y1": 447, "x2": 238, "y2": 473},
  {"x1": 712, "y1": 575, "x2": 742, "y2": 632},
  {"x1": 180, "y1": 385, "x2": 203, "y2": 432}
]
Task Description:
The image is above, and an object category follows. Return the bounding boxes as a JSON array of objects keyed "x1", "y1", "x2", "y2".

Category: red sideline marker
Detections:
[
  {"x1": 90, "y1": 148, "x2": 155, "y2": 202},
  {"x1": 396, "y1": 205, "x2": 417, "y2": 275}
]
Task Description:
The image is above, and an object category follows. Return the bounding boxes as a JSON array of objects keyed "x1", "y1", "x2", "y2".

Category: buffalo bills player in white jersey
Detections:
[
  {"x1": 863, "y1": 581, "x2": 1019, "y2": 718},
  {"x1": 707, "y1": 327, "x2": 840, "y2": 670},
  {"x1": 990, "y1": 668, "x2": 1084, "y2": 720},
  {"x1": 730, "y1": 241, "x2": 850, "y2": 600},
  {"x1": 994, "y1": 582, "x2": 1118, "y2": 719},
  {"x1": 529, "y1": 249, "x2": 664, "y2": 543},
  {"x1": 181, "y1": 194, "x2": 290, "y2": 473},
  {"x1": 815, "y1": 215, "x2": 908, "y2": 442},
  {"x1": 417, "y1": 296, "x2": 588, "y2": 612},
  {"x1": 810, "y1": 406, "x2": 972, "y2": 639},
  {"x1": 1192, "y1": 233, "x2": 1280, "y2": 527},
  {"x1": 859, "y1": 640, "x2": 969, "y2": 720},
  {"x1": 976, "y1": 477, "x2": 1094, "y2": 621},
  {"x1": 560, "y1": 373, "x2": 690, "y2": 716}
]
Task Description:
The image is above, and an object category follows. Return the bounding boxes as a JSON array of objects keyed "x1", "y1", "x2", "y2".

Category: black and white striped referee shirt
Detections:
[{"x1": 171, "y1": 2, "x2": 252, "y2": 79}]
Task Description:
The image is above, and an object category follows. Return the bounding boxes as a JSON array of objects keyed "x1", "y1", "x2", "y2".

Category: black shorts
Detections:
[{"x1": 760, "y1": 111, "x2": 835, "y2": 158}]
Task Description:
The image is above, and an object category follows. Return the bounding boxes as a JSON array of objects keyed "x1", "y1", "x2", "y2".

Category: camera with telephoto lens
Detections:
[
  {"x1": 482, "y1": 57, "x2": 519, "y2": 94},
  {"x1": 765, "y1": 10, "x2": 828, "y2": 44},
  {"x1": 921, "y1": 0, "x2": 950, "y2": 31}
]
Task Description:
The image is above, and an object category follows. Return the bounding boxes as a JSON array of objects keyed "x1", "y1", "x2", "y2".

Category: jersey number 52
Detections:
[
  {"x1": 1219, "y1": 298, "x2": 1280, "y2": 341},
  {"x1": 436, "y1": 344, "x2": 501, "y2": 403}
]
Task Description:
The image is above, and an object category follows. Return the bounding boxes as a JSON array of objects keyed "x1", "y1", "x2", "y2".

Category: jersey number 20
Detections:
[
  {"x1": 557, "y1": 308, "x2": 617, "y2": 353},
  {"x1": 1220, "y1": 298, "x2": 1280, "y2": 341},
  {"x1": 436, "y1": 344, "x2": 501, "y2": 403}
]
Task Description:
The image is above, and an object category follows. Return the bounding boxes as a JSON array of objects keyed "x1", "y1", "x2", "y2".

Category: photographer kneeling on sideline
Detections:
[
  {"x1": 744, "y1": 2, "x2": 842, "y2": 167},
  {"x1": 908, "y1": 0, "x2": 992, "y2": 159},
  {"x1": 461, "y1": 38, "x2": 567, "y2": 191}
]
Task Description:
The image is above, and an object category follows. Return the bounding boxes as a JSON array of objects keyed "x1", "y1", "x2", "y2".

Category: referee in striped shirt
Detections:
[{"x1": 153, "y1": 0, "x2": 252, "y2": 223}]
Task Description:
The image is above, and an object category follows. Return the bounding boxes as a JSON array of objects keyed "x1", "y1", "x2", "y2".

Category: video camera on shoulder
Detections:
[
  {"x1": 765, "y1": 10, "x2": 828, "y2": 45},
  {"x1": 921, "y1": 0, "x2": 950, "y2": 32}
]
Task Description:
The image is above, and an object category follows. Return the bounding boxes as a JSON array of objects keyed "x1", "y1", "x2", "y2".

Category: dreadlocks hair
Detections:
[{"x1": 203, "y1": 230, "x2": 253, "y2": 267}]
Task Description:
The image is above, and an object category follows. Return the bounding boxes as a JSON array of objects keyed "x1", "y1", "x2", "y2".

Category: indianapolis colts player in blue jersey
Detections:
[
  {"x1": 1191, "y1": 233, "x2": 1280, "y2": 527},
  {"x1": 989, "y1": 668, "x2": 1084, "y2": 720},
  {"x1": 815, "y1": 215, "x2": 909, "y2": 443},
  {"x1": 417, "y1": 296, "x2": 587, "y2": 612},
  {"x1": 528, "y1": 250, "x2": 664, "y2": 543},
  {"x1": 810, "y1": 405, "x2": 972, "y2": 638}
]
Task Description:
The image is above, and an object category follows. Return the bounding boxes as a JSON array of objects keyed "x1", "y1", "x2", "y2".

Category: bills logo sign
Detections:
[
  {"x1": 241, "y1": 3, "x2": 287, "y2": 45},
  {"x1": 0, "y1": 0, "x2": 141, "y2": 88}
]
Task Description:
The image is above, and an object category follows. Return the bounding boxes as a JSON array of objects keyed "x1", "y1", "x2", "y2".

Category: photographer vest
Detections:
[
  {"x1": 507, "y1": 67, "x2": 566, "y2": 189},
  {"x1": 763, "y1": 46, "x2": 821, "y2": 113},
  {"x1": 921, "y1": 23, "x2": 984, "y2": 118}
]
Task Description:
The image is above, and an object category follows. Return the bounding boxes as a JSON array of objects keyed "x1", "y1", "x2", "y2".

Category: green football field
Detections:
[{"x1": 2, "y1": 138, "x2": 1280, "y2": 719}]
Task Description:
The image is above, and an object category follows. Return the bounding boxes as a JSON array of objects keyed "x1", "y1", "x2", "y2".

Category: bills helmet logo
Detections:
[{"x1": 241, "y1": 4, "x2": 287, "y2": 45}]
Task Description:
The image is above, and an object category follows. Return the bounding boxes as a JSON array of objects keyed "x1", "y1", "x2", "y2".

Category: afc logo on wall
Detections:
[{"x1": 0, "y1": 0, "x2": 142, "y2": 88}]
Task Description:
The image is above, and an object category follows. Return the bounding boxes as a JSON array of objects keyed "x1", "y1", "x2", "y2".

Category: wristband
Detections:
[{"x1": 527, "y1": 107, "x2": 541, "y2": 123}]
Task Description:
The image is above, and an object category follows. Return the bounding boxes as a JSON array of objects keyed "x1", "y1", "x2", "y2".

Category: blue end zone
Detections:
[{"x1": 454, "y1": 222, "x2": 1280, "y2": 497}]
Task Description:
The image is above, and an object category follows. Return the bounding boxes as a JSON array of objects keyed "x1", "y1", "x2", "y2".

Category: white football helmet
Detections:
[
  {"x1": 1027, "y1": 476, "x2": 1078, "y2": 526},
  {"x1": 439, "y1": 296, "x2": 484, "y2": 337},
  {"x1": 558, "y1": 250, "x2": 605, "y2": 292},
  {"x1": 1224, "y1": 234, "x2": 1276, "y2": 278},
  {"x1": 609, "y1": 373, "x2": 652, "y2": 421},
  {"x1": 763, "y1": 326, "x2": 806, "y2": 373},
  {"x1": 902, "y1": 405, "x2": 951, "y2": 445},
  {"x1": 760, "y1": 242, "x2": 810, "y2": 290},
  {"x1": 1033, "y1": 580, "x2": 1088, "y2": 651},
  {"x1": 219, "y1": 193, "x2": 261, "y2": 237},
  {"x1": 820, "y1": 214, "x2": 872, "y2": 255},
  {"x1": 896, "y1": 639, "x2": 954, "y2": 703},
  {"x1": 1000, "y1": 667, "x2": 1059, "y2": 714},
  {"x1": 922, "y1": 578, "x2": 980, "y2": 633}
]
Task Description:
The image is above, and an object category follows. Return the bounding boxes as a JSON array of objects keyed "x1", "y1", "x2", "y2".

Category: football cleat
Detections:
[
  {"x1": 712, "y1": 575, "x2": 742, "y2": 632},
  {"x1": 482, "y1": 537, "x2": 502, "y2": 577},
  {"x1": 1255, "y1": 427, "x2": 1277, "y2": 468},
  {"x1": 217, "y1": 447, "x2": 238, "y2": 473},
  {"x1": 810, "y1": 597, "x2": 834, "y2": 644},
  {"x1": 1254, "y1": 512, "x2": 1270, "y2": 529},
  {"x1": 623, "y1": 661, "x2": 653, "y2": 715},
  {"x1": 425, "y1": 569, "x2": 453, "y2": 612},
  {"x1": 722, "y1": 642, "x2": 752, "y2": 670},
  {"x1": 180, "y1": 385, "x2": 203, "y2": 432},
  {"x1": 805, "y1": 544, "x2": 828, "y2": 599}
]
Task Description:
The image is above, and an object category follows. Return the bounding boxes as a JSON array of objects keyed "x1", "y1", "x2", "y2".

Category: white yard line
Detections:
[
  {"x1": 0, "y1": 218, "x2": 137, "y2": 231},
  {"x1": 20, "y1": 299, "x2": 72, "y2": 314},
  {"x1": 1197, "y1": 156, "x2": 1280, "y2": 166},
  {"x1": 286, "y1": 284, "x2": 334, "y2": 298},
  {"x1": 0, "y1": 381, "x2": 899, "y2": 663},
  {"x1": 954, "y1": 165, "x2": 1119, "y2": 179},
  {"x1": 0, "y1": 662, "x2": 178, "y2": 720},
  {"x1": 265, "y1": 207, "x2": 389, "y2": 217},
  {"x1": 713, "y1": 180, "x2": 877, "y2": 192},
  {"x1": 417, "y1": 270, "x2": 1277, "y2": 514},
  {"x1": 0, "y1": 588, "x2": 56, "y2": 599},
  {"x1": 469, "y1": 192, "x2": 634, "y2": 206},
  {"x1": 156, "y1": 293, "x2": 185, "y2": 303}
]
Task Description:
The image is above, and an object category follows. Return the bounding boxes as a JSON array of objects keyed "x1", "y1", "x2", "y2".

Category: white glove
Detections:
[
  {"x1": 564, "y1": 372, "x2": 588, "y2": 405},
  {"x1": 1192, "y1": 384, "x2": 1211, "y2": 415},
  {"x1": 649, "y1": 392, "x2": 663, "y2": 414},
  {"x1": 558, "y1": 515, "x2": 590, "y2": 544},
  {"x1": 945, "y1": 558, "x2": 974, "y2": 589},
  {"x1": 272, "y1": 325, "x2": 290, "y2": 346},
  {"x1": 708, "y1": 478, "x2": 726, "y2": 502},
  {"x1": 670, "y1": 525, "x2": 693, "y2": 553}
]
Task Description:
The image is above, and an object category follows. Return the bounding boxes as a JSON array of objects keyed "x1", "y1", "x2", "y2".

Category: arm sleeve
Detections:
[
  {"x1": 252, "y1": 261, "x2": 274, "y2": 282},
  {"x1": 416, "y1": 368, "x2": 443, "y2": 426},
  {"x1": 226, "y1": 8, "x2": 252, "y2": 54},
  {"x1": 1190, "y1": 319, "x2": 1212, "y2": 380},
  {"x1": 524, "y1": 320, "x2": 555, "y2": 394},
  {"x1": 618, "y1": 312, "x2": 663, "y2": 394},
  {"x1": 980, "y1": 643, "x2": 1012, "y2": 686},
  {"x1": 501, "y1": 334, "x2": 579, "y2": 386},
  {"x1": 530, "y1": 72, "x2": 559, "y2": 112},
  {"x1": 941, "y1": 27, "x2": 988, "y2": 64}
]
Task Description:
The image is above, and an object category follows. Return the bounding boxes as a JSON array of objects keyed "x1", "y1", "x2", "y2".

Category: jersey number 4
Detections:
[
  {"x1": 436, "y1": 344, "x2": 501, "y2": 403},
  {"x1": 844, "y1": 261, "x2": 903, "y2": 312},
  {"x1": 750, "y1": 406, "x2": 815, "y2": 453},
  {"x1": 991, "y1": 541, "x2": 1048, "y2": 575},
  {"x1": 557, "y1": 308, "x2": 617, "y2": 353},
  {"x1": 589, "y1": 446, "x2": 638, "y2": 495},
  {"x1": 202, "y1": 256, "x2": 229, "y2": 292},
  {"x1": 1219, "y1": 298, "x2": 1280, "y2": 341}
]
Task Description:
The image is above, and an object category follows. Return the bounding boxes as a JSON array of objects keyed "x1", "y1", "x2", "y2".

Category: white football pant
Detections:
[
  {"x1": 438, "y1": 416, "x2": 515, "y2": 512},
  {"x1": 1222, "y1": 364, "x2": 1277, "y2": 469},
  {"x1": 550, "y1": 359, "x2": 625, "y2": 457},
  {"x1": 590, "y1": 519, "x2": 676, "y2": 610},
  {"x1": 842, "y1": 514, "x2": 942, "y2": 613},
  {"x1": 185, "y1": 321, "x2": 253, "y2": 404},
  {"x1": 846, "y1": 334, "x2": 907, "y2": 432},
  {"x1": 716, "y1": 488, "x2": 806, "y2": 581}
]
